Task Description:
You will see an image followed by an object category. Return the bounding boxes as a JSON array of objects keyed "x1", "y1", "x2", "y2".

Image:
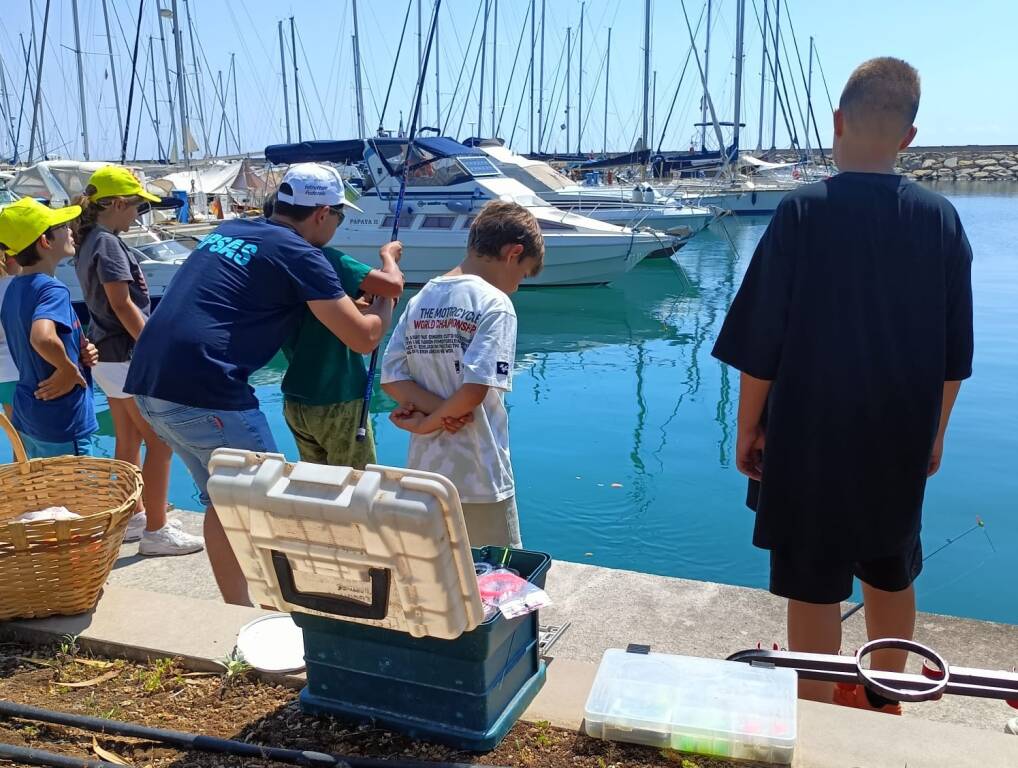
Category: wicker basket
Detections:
[{"x1": 0, "y1": 412, "x2": 143, "y2": 621}]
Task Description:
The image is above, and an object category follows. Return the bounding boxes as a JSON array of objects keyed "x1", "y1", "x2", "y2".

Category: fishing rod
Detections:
[
  {"x1": 356, "y1": 0, "x2": 442, "y2": 443},
  {"x1": 842, "y1": 517, "x2": 995, "y2": 622}
]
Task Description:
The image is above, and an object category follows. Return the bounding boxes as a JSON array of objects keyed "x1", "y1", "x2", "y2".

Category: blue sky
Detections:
[{"x1": 0, "y1": 0, "x2": 1014, "y2": 161}]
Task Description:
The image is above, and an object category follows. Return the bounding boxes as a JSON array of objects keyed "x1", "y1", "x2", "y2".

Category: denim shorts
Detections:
[
  {"x1": 134, "y1": 395, "x2": 277, "y2": 507},
  {"x1": 18, "y1": 432, "x2": 95, "y2": 459}
]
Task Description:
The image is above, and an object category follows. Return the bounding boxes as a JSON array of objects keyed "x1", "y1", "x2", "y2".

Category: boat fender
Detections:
[
  {"x1": 631, "y1": 185, "x2": 644, "y2": 202},
  {"x1": 751, "y1": 191, "x2": 758, "y2": 205},
  {"x1": 643, "y1": 186, "x2": 656, "y2": 204}
]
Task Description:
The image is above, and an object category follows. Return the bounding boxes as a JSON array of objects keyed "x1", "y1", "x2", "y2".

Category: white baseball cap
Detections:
[{"x1": 277, "y1": 163, "x2": 362, "y2": 212}]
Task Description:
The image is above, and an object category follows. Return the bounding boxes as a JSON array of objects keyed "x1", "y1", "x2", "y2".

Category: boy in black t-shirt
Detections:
[{"x1": 713, "y1": 58, "x2": 973, "y2": 709}]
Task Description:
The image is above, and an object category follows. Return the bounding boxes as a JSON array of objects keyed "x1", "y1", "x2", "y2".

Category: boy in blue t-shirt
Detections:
[{"x1": 0, "y1": 198, "x2": 99, "y2": 457}]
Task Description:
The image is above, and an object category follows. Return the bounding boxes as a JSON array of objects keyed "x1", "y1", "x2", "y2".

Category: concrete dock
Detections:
[{"x1": 3, "y1": 509, "x2": 1017, "y2": 767}]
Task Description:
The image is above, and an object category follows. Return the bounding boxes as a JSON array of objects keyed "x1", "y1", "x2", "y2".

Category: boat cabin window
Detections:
[
  {"x1": 538, "y1": 219, "x2": 576, "y2": 231},
  {"x1": 421, "y1": 215, "x2": 456, "y2": 229},
  {"x1": 381, "y1": 212, "x2": 415, "y2": 229}
]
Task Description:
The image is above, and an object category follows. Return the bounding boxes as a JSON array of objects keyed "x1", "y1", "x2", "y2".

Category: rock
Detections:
[
  {"x1": 981, "y1": 165, "x2": 1005, "y2": 174},
  {"x1": 944, "y1": 156, "x2": 959, "y2": 168},
  {"x1": 957, "y1": 159, "x2": 974, "y2": 167},
  {"x1": 913, "y1": 169, "x2": 935, "y2": 178},
  {"x1": 971, "y1": 171, "x2": 990, "y2": 179},
  {"x1": 975, "y1": 157, "x2": 997, "y2": 167},
  {"x1": 921, "y1": 158, "x2": 938, "y2": 169}
]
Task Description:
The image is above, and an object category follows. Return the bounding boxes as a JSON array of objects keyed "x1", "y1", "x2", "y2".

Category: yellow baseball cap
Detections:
[
  {"x1": 0, "y1": 198, "x2": 81, "y2": 257},
  {"x1": 86, "y1": 165, "x2": 161, "y2": 203}
]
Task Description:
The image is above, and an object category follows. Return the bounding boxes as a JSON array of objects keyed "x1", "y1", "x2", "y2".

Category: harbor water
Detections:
[{"x1": 3, "y1": 183, "x2": 1014, "y2": 624}]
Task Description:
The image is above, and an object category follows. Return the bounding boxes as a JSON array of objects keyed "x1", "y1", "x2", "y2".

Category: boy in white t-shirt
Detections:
[
  {"x1": 1, "y1": 254, "x2": 22, "y2": 419},
  {"x1": 381, "y1": 201, "x2": 545, "y2": 547}
]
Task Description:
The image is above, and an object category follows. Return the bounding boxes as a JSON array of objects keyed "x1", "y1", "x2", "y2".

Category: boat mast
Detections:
[
  {"x1": 641, "y1": 0, "x2": 650, "y2": 152},
  {"x1": 434, "y1": 0, "x2": 441, "y2": 129},
  {"x1": 565, "y1": 27, "x2": 571, "y2": 154},
  {"x1": 417, "y1": 0, "x2": 423, "y2": 84},
  {"x1": 351, "y1": 0, "x2": 367, "y2": 138},
  {"x1": 0, "y1": 62, "x2": 13, "y2": 158},
  {"x1": 538, "y1": 0, "x2": 545, "y2": 148},
  {"x1": 756, "y1": 0, "x2": 768, "y2": 151},
  {"x1": 277, "y1": 21, "x2": 291, "y2": 142},
  {"x1": 26, "y1": 0, "x2": 51, "y2": 165},
  {"x1": 30, "y1": 10, "x2": 49, "y2": 158},
  {"x1": 770, "y1": 0, "x2": 781, "y2": 149},
  {"x1": 170, "y1": 0, "x2": 190, "y2": 166},
  {"x1": 680, "y1": 0, "x2": 724, "y2": 157},
  {"x1": 100, "y1": 0, "x2": 124, "y2": 146},
  {"x1": 156, "y1": 1, "x2": 179, "y2": 161},
  {"x1": 120, "y1": 0, "x2": 144, "y2": 164},
  {"x1": 731, "y1": 0, "x2": 745, "y2": 158},
  {"x1": 805, "y1": 35, "x2": 814, "y2": 161},
  {"x1": 699, "y1": 0, "x2": 711, "y2": 152},
  {"x1": 528, "y1": 0, "x2": 534, "y2": 153},
  {"x1": 603, "y1": 27, "x2": 610, "y2": 155},
  {"x1": 184, "y1": 0, "x2": 210, "y2": 156},
  {"x1": 491, "y1": 0, "x2": 497, "y2": 137},
  {"x1": 650, "y1": 70, "x2": 656, "y2": 155},
  {"x1": 290, "y1": 17, "x2": 302, "y2": 141},
  {"x1": 577, "y1": 1, "x2": 584, "y2": 155},
  {"x1": 231, "y1": 53, "x2": 240, "y2": 153},
  {"x1": 148, "y1": 37, "x2": 163, "y2": 161},
  {"x1": 478, "y1": 0, "x2": 488, "y2": 138},
  {"x1": 71, "y1": 0, "x2": 90, "y2": 160}
]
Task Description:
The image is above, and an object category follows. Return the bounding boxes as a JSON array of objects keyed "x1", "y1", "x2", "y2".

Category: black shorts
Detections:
[{"x1": 769, "y1": 538, "x2": 923, "y2": 604}]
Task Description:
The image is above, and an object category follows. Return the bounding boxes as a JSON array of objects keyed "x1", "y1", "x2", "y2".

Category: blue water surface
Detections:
[{"x1": 4, "y1": 182, "x2": 1014, "y2": 624}]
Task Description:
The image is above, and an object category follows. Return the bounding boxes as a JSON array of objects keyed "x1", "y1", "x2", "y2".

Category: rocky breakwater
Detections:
[{"x1": 897, "y1": 149, "x2": 1018, "y2": 182}]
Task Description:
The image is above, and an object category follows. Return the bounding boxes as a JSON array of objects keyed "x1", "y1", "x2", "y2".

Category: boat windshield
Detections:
[
  {"x1": 133, "y1": 239, "x2": 192, "y2": 263},
  {"x1": 374, "y1": 142, "x2": 500, "y2": 187}
]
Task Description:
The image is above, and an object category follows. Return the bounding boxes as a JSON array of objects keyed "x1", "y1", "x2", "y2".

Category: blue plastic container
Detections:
[
  {"x1": 294, "y1": 546, "x2": 551, "y2": 751},
  {"x1": 171, "y1": 189, "x2": 189, "y2": 223}
]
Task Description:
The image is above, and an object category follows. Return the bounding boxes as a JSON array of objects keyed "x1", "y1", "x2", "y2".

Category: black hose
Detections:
[
  {"x1": 0, "y1": 700, "x2": 493, "y2": 768},
  {"x1": 0, "y1": 741, "x2": 121, "y2": 768}
]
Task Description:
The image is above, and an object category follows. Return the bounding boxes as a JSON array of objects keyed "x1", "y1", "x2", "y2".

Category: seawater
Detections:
[{"x1": 4, "y1": 183, "x2": 1014, "y2": 624}]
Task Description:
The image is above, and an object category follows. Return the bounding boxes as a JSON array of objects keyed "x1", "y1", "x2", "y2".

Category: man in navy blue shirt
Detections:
[
  {"x1": 713, "y1": 58, "x2": 973, "y2": 710},
  {"x1": 126, "y1": 164, "x2": 396, "y2": 605}
]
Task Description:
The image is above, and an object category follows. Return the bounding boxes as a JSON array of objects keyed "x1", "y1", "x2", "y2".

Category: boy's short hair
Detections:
[
  {"x1": 0, "y1": 237, "x2": 43, "y2": 268},
  {"x1": 468, "y1": 201, "x2": 544, "y2": 274},
  {"x1": 270, "y1": 183, "x2": 317, "y2": 221},
  {"x1": 839, "y1": 57, "x2": 920, "y2": 135}
]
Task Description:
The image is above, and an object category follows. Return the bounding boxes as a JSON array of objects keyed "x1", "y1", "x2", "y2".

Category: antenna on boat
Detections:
[{"x1": 357, "y1": 0, "x2": 444, "y2": 443}]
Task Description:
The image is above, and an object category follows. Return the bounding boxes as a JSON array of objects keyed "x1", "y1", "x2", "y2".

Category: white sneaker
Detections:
[
  {"x1": 1006, "y1": 717, "x2": 1018, "y2": 735},
  {"x1": 138, "y1": 524, "x2": 205, "y2": 556},
  {"x1": 124, "y1": 512, "x2": 147, "y2": 543},
  {"x1": 124, "y1": 513, "x2": 184, "y2": 543}
]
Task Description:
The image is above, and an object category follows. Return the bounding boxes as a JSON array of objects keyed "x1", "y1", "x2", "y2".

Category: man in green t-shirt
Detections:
[{"x1": 282, "y1": 242, "x2": 403, "y2": 468}]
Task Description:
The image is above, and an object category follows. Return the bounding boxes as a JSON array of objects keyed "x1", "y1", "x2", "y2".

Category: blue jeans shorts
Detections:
[
  {"x1": 134, "y1": 395, "x2": 277, "y2": 507},
  {"x1": 18, "y1": 432, "x2": 95, "y2": 459}
]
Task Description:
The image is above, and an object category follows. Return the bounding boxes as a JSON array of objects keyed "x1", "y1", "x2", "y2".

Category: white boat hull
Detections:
[
  {"x1": 56, "y1": 260, "x2": 180, "y2": 306},
  {"x1": 678, "y1": 187, "x2": 789, "y2": 215},
  {"x1": 331, "y1": 228, "x2": 656, "y2": 286}
]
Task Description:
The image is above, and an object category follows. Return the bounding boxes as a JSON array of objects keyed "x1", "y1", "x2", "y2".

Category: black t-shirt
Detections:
[{"x1": 712, "y1": 173, "x2": 974, "y2": 560}]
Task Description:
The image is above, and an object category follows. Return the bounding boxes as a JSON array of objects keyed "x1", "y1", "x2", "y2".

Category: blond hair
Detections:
[{"x1": 839, "y1": 57, "x2": 920, "y2": 136}]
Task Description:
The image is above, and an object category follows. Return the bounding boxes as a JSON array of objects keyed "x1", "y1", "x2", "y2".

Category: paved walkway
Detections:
[{"x1": 109, "y1": 510, "x2": 1018, "y2": 734}]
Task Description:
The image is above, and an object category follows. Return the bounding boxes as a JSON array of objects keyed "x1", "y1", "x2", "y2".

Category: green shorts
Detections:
[
  {"x1": 0, "y1": 380, "x2": 16, "y2": 406},
  {"x1": 283, "y1": 398, "x2": 377, "y2": 470}
]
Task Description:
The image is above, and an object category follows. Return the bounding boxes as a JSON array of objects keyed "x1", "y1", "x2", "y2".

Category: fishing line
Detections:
[
  {"x1": 378, "y1": 0, "x2": 414, "y2": 133},
  {"x1": 841, "y1": 517, "x2": 995, "y2": 622}
]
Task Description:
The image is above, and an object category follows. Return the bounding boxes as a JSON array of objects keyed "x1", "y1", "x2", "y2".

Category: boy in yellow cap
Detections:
[{"x1": 0, "y1": 198, "x2": 100, "y2": 457}]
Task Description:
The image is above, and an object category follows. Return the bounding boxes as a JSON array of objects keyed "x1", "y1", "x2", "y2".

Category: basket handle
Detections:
[{"x1": 0, "y1": 411, "x2": 28, "y2": 465}]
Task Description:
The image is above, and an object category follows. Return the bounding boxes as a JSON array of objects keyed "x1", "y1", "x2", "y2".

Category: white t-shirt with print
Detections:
[
  {"x1": 381, "y1": 274, "x2": 517, "y2": 503},
  {"x1": 0, "y1": 276, "x2": 18, "y2": 383}
]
